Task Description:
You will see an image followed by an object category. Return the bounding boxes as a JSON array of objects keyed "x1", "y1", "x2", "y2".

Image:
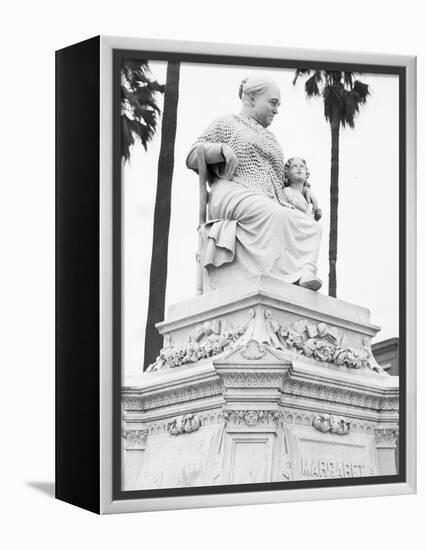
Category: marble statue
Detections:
[{"x1": 186, "y1": 75, "x2": 322, "y2": 292}]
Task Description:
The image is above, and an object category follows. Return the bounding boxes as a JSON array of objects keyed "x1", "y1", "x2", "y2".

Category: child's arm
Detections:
[{"x1": 303, "y1": 184, "x2": 322, "y2": 221}]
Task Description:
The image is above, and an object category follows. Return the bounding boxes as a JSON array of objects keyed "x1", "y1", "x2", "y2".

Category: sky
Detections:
[{"x1": 122, "y1": 61, "x2": 399, "y2": 378}]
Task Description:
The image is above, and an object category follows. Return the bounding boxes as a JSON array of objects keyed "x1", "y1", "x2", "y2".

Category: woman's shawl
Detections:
[{"x1": 188, "y1": 113, "x2": 289, "y2": 206}]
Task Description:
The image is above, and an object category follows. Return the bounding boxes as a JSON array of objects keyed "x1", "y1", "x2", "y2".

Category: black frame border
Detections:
[
  {"x1": 112, "y1": 48, "x2": 407, "y2": 502},
  {"x1": 56, "y1": 36, "x2": 101, "y2": 513}
]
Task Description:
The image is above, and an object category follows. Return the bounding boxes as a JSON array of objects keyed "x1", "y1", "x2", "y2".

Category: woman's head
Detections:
[
  {"x1": 239, "y1": 75, "x2": 281, "y2": 127},
  {"x1": 284, "y1": 157, "x2": 310, "y2": 186}
]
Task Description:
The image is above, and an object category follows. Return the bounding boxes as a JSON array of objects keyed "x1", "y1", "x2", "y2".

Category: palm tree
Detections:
[
  {"x1": 121, "y1": 60, "x2": 181, "y2": 370},
  {"x1": 293, "y1": 70, "x2": 370, "y2": 297},
  {"x1": 143, "y1": 61, "x2": 181, "y2": 369},
  {"x1": 121, "y1": 60, "x2": 165, "y2": 161}
]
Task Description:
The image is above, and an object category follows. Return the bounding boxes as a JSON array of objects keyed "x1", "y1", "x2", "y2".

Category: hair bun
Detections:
[{"x1": 238, "y1": 77, "x2": 249, "y2": 99}]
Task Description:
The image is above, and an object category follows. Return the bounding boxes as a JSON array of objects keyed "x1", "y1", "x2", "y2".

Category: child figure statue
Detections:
[{"x1": 283, "y1": 157, "x2": 322, "y2": 222}]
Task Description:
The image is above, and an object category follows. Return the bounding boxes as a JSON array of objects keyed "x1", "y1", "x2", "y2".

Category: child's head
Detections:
[{"x1": 284, "y1": 157, "x2": 310, "y2": 187}]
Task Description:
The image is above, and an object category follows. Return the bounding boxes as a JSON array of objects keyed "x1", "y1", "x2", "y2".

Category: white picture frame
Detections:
[{"x1": 55, "y1": 35, "x2": 417, "y2": 515}]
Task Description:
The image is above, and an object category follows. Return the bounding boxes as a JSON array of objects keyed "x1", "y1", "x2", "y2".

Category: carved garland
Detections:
[
  {"x1": 147, "y1": 309, "x2": 257, "y2": 372},
  {"x1": 312, "y1": 414, "x2": 351, "y2": 435},
  {"x1": 146, "y1": 308, "x2": 384, "y2": 374},
  {"x1": 142, "y1": 411, "x2": 223, "y2": 436},
  {"x1": 168, "y1": 414, "x2": 202, "y2": 435},
  {"x1": 262, "y1": 310, "x2": 384, "y2": 373}
]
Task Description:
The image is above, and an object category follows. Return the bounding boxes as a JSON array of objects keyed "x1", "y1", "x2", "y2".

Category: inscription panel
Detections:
[{"x1": 284, "y1": 424, "x2": 381, "y2": 480}]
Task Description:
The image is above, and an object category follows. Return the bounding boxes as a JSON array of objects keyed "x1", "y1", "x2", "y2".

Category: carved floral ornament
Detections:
[
  {"x1": 223, "y1": 409, "x2": 282, "y2": 426},
  {"x1": 147, "y1": 308, "x2": 384, "y2": 373},
  {"x1": 312, "y1": 414, "x2": 351, "y2": 435},
  {"x1": 121, "y1": 429, "x2": 149, "y2": 447},
  {"x1": 374, "y1": 426, "x2": 399, "y2": 446}
]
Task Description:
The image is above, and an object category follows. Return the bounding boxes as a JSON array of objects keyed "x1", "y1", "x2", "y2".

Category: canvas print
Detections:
[{"x1": 118, "y1": 54, "x2": 401, "y2": 495}]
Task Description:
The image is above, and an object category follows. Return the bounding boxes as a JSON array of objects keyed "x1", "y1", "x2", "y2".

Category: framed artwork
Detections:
[{"x1": 55, "y1": 36, "x2": 416, "y2": 514}]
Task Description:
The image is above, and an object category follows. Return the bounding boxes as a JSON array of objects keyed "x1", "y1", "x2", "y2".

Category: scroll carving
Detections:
[{"x1": 240, "y1": 339, "x2": 266, "y2": 360}]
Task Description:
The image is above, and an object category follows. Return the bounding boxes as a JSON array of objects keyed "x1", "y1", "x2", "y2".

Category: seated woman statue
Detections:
[{"x1": 186, "y1": 75, "x2": 322, "y2": 292}]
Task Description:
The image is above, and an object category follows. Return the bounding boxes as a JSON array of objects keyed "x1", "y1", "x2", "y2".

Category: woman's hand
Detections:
[{"x1": 221, "y1": 144, "x2": 239, "y2": 179}]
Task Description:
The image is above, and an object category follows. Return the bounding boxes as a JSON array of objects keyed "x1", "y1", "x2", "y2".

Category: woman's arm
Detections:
[
  {"x1": 186, "y1": 144, "x2": 238, "y2": 179},
  {"x1": 186, "y1": 143, "x2": 224, "y2": 170},
  {"x1": 186, "y1": 115, "x2": 239, "y2": 178}
]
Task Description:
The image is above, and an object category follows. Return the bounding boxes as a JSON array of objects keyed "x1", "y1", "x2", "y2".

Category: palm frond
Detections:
[
  {"x1": 353, "y1": 80, "x2": 370, "y2": 103},
  {"x1": 304, "y1": 73, "x2": 321, "y2": 97},
  {"x1": 121, "y1": 60, "x2": 165, "y2": 162},
  {"x1": 292, "y1": 69, "x2": 370, "y2": 130},
  {"x1": 293, "y1": 68, "x2": 311, "y2": 85},
  {"x1": 343, "y1": 72, "x2": 354, "y2": 90},
  {"x1": 323, "y1": 71, "x2": 340, "y2": 87},
  {"x1": 341, "y1": 91, "x2": 357, "y2": 128},
  {"x1": 313, "y1": 70, "x2": 324, "y2": 83}
]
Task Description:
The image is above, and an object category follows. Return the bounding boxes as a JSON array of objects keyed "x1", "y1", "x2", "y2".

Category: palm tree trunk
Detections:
[
  {"x1": 328, "y1": 106, "x2": 340, "y2": 298},
  {"x1": 143, "y1": 61, "x2": 180, "y2": 369}
]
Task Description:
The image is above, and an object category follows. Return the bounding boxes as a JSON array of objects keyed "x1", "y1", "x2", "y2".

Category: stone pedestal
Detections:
[{"x1": 122, "y1": 275, "x2": 399, "y2": 490}]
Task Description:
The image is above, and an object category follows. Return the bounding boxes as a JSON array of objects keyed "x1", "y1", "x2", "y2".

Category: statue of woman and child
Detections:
[{"x1": 186, "y1": 75, "x2": 323, "y2": 293}]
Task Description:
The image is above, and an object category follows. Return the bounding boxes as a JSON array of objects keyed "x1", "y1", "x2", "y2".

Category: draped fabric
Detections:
[{"x1": 187, "y1": 114, "x2": 322, "y2": 291}]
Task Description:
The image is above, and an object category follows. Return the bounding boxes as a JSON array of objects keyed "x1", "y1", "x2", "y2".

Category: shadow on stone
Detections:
[{"x1": 27, "y1": 481, "x2": 55, "y2": 498}]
